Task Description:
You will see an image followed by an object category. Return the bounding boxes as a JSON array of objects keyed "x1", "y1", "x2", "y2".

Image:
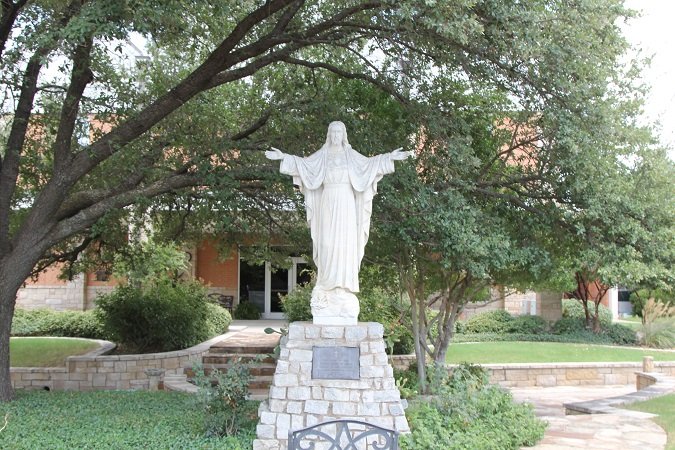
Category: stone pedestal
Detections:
[{"x1": 253, "y1": 322, "x2": 409, "y2": 450}]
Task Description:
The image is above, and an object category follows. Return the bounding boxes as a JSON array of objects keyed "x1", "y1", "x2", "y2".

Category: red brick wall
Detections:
[{"x1": 195, "y1": 240, "x2": 238, "y2": 291}]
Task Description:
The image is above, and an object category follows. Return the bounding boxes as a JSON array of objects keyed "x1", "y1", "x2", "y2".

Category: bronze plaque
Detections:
[{"x1": 312, "y1": 346, "x2": 360, "y2": 380}]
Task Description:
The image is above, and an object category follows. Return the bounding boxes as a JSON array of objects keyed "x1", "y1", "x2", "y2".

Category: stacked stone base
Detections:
[{"x1": 253, "y1": 322, "x2": 409, "y2": 450}]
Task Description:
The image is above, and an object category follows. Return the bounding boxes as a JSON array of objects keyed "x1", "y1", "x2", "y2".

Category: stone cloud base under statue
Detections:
[
  {"x1": 252, "y1": 322, "x2": 410, "y2": 450},
  {"x1": 310, "y1": 287, "x2": 360, "y2": 326}
]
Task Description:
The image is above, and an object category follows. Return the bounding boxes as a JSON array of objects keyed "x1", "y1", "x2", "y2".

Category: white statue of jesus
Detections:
[{"x1": 266, "y1": 121, "x2": 413, "y2": 325}]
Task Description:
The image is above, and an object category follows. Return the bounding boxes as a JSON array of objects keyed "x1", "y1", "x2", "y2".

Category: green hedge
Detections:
[
  {"x1": 233, "y1": 301, "x2": 262, "y2": 320},
  {"x1": 464, "y1": 310, "x2": 514, "y2": 334},
  {"x1": 95, "y1": 279, "x2": 231, "y2": 353},
  {"x1": 11, "y1": 309, "x2": 106, "y2": 339}
]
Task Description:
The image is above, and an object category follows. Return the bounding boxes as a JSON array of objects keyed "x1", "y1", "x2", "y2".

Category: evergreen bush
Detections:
[
  {"x1": 11, "y1": 309, "x2": 106, "y2": 339},
  {"x1": 562, "y1": 299, "x2": 612, "y2": 327},
  {"x1": 464, "y1": 310, "x2": 514, "y2": 334},
  {"x1": 95, "y1": 278, "x2": 230, "y2": 353},
  {"x1": 603, "y1": 323, "x2": 638, "y2": 345},
  {"x1": 233, "y1": 301, "x2": 262, "y2": 320},
  {"x1": 401, "y1": 363, "x2": 545, "y2": 449},
  {"x1": 508, "y1": 315, "x2": 548, "y2": 334},
  {"x1": 279, "y1": 283, "x2": 312, "y2": 322}
]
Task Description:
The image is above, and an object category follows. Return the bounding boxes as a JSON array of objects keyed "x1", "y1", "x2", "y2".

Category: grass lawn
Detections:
[
  {"x1": 446, "y1": 341, "x2": 675, "y2": 364},
  {"x1": 10, "y1": 337, "x2": 100, "y2": 367},
  {"x1": 616, "y1": 316, "x2": 643, "y2": 331},
  {"x1": 0, "y1": 390, "x2": 257, "y2": 449},
  {"x1": 624, "y1": 394, "x2": 675, "y2": 450}
]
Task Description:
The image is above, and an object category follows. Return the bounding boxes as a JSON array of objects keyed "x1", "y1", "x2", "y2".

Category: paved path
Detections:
[{"x1": 511, "y1": 385, "x2": 667, "y2": 449}]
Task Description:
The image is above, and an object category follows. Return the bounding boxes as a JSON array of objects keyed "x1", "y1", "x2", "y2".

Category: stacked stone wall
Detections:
[{"x1": 10, "y1": 334, "x2": 228, "y2": 391}]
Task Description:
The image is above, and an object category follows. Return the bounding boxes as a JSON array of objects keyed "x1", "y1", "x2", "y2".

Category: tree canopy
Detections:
[{"x1": 0, "y1": 0, "x2": 671, "y2": 401}]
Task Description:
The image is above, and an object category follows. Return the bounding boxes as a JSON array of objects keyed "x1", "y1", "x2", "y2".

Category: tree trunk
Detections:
[
  {"x1": 433, "y1": 301, "x2": 458, "y2": 364},
  {"x1": 0, "y1": 261, "x2": 25, "y2": 401},
  {"x1": 409, "y1": 286, "x2": 427, "y2": 394},
  {"x1": 0, "y1": 246, "x2": 45, "y2": 402},
  {"x1": 592, "y1": 302, "x2": 602, "y2": 333}
]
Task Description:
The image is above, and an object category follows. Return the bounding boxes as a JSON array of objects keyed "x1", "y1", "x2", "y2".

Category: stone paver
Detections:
[{"x1": 511, "y1": 385, "x2": 668, "y2": 450}]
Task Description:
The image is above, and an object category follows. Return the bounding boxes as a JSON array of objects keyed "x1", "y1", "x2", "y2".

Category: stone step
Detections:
[
  {"x1": 202, "y1": 353, "x2": 276, "y2": 365},
  {"x1": 208, "y1": 344, "x2": 277, "y2": 355},
  {"x1": 185, "y1": 370, "x2": 273, "y2": 390},
  {"x1": 199, "y1": 364, "x2": 276, "y2": 377},
  {"x1": 208, "y1": 333, "x2": 279, "y2": 355},
  {"x1": 248, "y1": 388, "x2": 270, "y2": 401}
]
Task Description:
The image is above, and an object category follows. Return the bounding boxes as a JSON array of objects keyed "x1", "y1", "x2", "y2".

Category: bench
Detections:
[{"x1": 288, "y1": 419, "x2": 399, "y2": 450}]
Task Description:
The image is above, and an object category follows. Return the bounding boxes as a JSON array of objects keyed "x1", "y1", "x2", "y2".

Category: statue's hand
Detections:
[
  {"x1": 390, "y1": 147, "x2": 414, "y2": 161},
  {"x1": 265, "y1": 147, "x2": 285, "y2": 160}
]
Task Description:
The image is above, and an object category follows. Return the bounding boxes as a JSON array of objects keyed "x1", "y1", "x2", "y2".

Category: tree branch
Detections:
[
  {"x1": 31, "y1": 236, "x2": 94, "y2": 279},
  {"x1": 48, "y1": 172, "x2": 201, "y2": 245},
  {"x1": 230, "y1": 109, "x2": 272, "y2": 141},
  {"x1": 0, "y1": 0, "x2": 28, "y2": 61},
  {"x1": 0, "y1": 0, "x2": 87, "y2": 253},
  {"x1": 54, "y1": 34, "x2": 94, "y2": 171},
  {"x1": 280, "y1": 56, "x2": 408, "y2": 104}
]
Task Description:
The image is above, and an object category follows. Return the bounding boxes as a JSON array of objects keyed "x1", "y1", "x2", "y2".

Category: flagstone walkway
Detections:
[{"x1": 511, "y1": 385, "x2": 668, "y2": 449}]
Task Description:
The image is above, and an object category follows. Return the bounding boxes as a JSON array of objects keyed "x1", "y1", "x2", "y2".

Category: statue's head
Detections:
[{"x1": 325, "y1": 121, "x2": 350, "y2": 149}]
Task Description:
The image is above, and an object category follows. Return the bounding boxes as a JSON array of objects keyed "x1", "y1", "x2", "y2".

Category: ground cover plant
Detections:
[
  {"x1": 625, "y1": 394, "x2": 675, "y2": 450},
  {"x1": 445, "y1": 342, "x2": 675, "y2": 365},
  {"x1": 9, "y1": 338, "x2": 100, "y2": 367},
  {"x1": 0, "y1": 390, "x2": 257, "y2": 449},
  {"x1": 400, "y1": 364, "x2": 546, "y2": 449}
]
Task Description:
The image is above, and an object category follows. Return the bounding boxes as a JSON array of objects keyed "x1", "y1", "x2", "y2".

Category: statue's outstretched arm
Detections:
[
  {"x1": 390, "y1": 147, "x2": 414, "y2": 160},
  {"x1": 265, "y1": 147, "x2": 285, "y2": 160}
]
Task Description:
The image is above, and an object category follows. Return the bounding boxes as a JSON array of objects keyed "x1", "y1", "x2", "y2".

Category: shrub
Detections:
[
  {"x1": 603, "y1": 323, "x2": 638, "y2": 345},
  {"x1": 233, "y1": 301, "x2": 262, "y2": 320},
  {"x1": 630, "y1": 289, "x2": 673, "y2": 319},
  {"x1": 453, "y1": 331, "x2": 617, "y2": 345},
  {"x1": 204, "y1": 302, "x2": 232, "y2": 337},
  {"x1": 11, "y1": 309, "x2": 106, "y2": 339},
  {"x1": 562, "y1": 299, "x2": 612, "y2": 327},
  {"x1": 41, "y1": 310, "x2": 106, "y2": 339},
  {"x1": 508, "y1": 315, "x2": 548, "y2": 334},
  {"x1": 464, "y1": 310, "x2": 514, "y2": 334},
  {"x1": 551, "y1": 316, "x2": 586, "y2": 335},
  {"x1": 280, "y1": 283, "x2": 312, "y2": 322},
  {"x1": 393, "y1": 365, "x2": 419, "y2": 399},
  {"x1": 192, "y1": 359, "x2": 259, "y2": 437},
  {"x1": 11, "y1": 309, "x2": 57, "y2": 336},
  {"x1": 401, "y1": 363, "x2": 545, "y2": 449},
  {"x1": 640, "y1": 299, "x2": 675, "y2": 348},
  {"x1": 95, "y1": 278, "x2": 227, "y2": 353}
]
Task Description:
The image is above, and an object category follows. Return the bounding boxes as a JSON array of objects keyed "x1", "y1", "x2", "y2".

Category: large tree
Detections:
[{"x1": 0, "y1": 0, "x2": 651, "y2": 401}]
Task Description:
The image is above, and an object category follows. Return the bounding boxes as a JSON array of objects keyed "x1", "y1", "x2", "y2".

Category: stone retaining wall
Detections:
[
  {"x1": 483, "y1": 361, "x2": 675, "y2": 388},
  {"x1": 10, "y1": 333, "x2": 229, "y2": 391},
  {"x1": 12, "y1": 342, "x2": 675, "y2": 391},
  {"x1": 390, "y1": 356, "x2": 675, "y2": 388}
]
